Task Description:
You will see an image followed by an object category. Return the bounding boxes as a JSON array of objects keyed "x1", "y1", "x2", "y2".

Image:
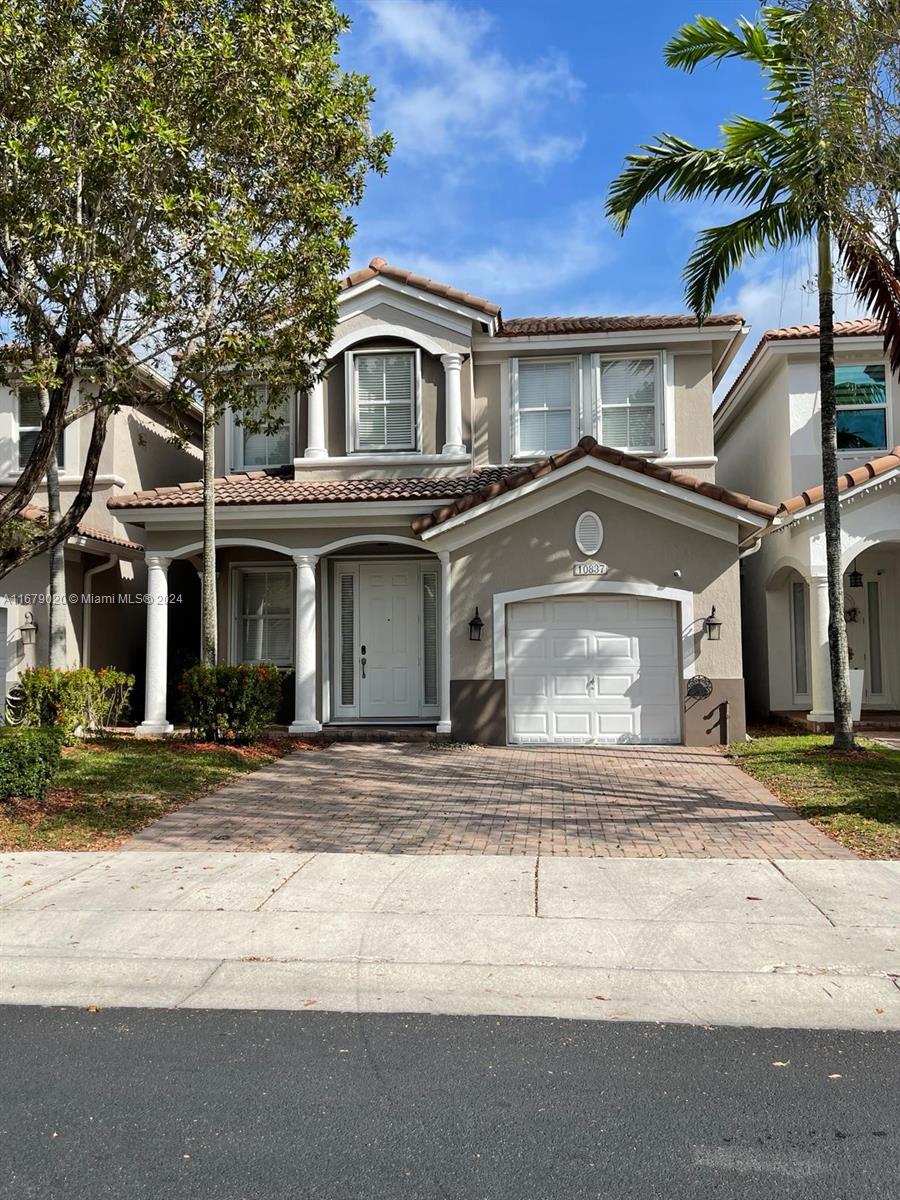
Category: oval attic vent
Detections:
[{"x1": 575, "y1": 511, "x2": 604, "y2": 556}]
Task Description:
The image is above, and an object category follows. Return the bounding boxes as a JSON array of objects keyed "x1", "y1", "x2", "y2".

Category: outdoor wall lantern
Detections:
[
  {"x1": 704, "y1": 606, "x2": 723, "y2": 641},
  {"x1": 468, "y1": 607, "x2": 484, "y2": 642},
  {"x1": 849, "y1": 560, "x2": 864, "y2": 588},
  {"x1": 20, "y1": 611, "x2": 37, "y2": 648}
]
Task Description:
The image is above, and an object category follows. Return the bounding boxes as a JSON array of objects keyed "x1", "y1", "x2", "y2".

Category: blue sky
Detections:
[{"x1": 342, "y1": 0, "x2": 867, "y2": 394}]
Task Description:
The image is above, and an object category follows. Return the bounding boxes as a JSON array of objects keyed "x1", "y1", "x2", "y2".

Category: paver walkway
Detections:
[{"x1": 126, "y1": 743, "x2": 854, "y2": 858}]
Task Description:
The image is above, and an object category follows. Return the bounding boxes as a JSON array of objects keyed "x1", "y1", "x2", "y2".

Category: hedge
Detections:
[
  {"x1": 0, "y1": 727, "x2": 63, "y2": 802},
  {"x1": 19, "y1": 666, "x2": 134, "y2": 743},
  {"x1": 179, "y1": 663, "x2": 286, "y2": 741}
]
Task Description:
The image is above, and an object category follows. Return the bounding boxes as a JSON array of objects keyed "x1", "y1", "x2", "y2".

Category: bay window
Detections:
[
  {"x1": 512, "y1": 357, "x2": 577, "y2": 456},
  {"x1": 835, "y1": 363, "x2": 888, "y2": 452},
  {"x1": 595, "y1": 355, "x2": 661, "y2": 454}
]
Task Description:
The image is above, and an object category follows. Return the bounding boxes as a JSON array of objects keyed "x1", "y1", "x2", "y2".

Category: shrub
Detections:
[
  {"x1": 0, "y1": 726, "x2": 63, "y2": 801},
  {"x1": 179, "y1": 663, "x2": 286, "y2": 742},
  {"x1": 19, "y1": 666, "x2": 135, "y2": 742}
]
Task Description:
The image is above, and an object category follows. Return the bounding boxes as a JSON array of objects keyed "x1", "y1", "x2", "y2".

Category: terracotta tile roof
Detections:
[
  {"x1": 496, "y1": 313, "x2": 743, "y2": 337},
  {"x1": 18, "y1": 504, "x2": 142, "y2": 551},
  {"x1": 777, "y1": 446, "x2": 900, "y2": 516},
  {"x1": 410, "y1": 436, "x2": 778, "y2": 533},
  {"x1": 341, "y1": 257, "x2": 500, "y2": 318},
  {"x1": 108, "y1": 465, "x2": 526, "y2": 510},
  {"x1": 718, "y1": 319, "x2": 886, "y2": 414}
]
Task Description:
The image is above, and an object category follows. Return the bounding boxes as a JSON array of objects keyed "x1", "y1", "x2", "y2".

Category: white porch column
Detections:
[
  {"x1": 137, "y1": 554, "x2": 173, "y2": 735},
  {"x1": 441, "y1": 353, "x2": 466, "y2": 456},
  {"x1": 289, "y1": 552, "x2": 322, "y2": 733},
  {"x1": 304, "y1": 373, "x2": 328, "y2": 459},
  {"x1": 438, "y1": 550, "x2": 452, "y2": 734},
  {"x1": 807, "y1": 574, "x2": 833, "y2": 726}
]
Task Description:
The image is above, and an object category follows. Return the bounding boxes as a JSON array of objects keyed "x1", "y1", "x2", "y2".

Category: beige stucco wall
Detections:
[
  {"x1": 472, "y1": 362, "x2": 502, "y2": 466},
  {"x1": 715, "y1": 360, "x2": 792, "y2": 505},
  {"x1": 672, "y1": 353, "x2": 714, "y2": 466},
  {"x1": 446, "y1": 487, "x2": 743, "y2": 684}
]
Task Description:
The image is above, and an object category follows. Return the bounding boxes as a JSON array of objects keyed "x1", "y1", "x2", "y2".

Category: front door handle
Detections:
[
  {"x1": 586, "y1": 677, "x2": 595, "y2": 692},
  {"x1": 360, "y1": 656, "x2": 367, "y2": 679}
]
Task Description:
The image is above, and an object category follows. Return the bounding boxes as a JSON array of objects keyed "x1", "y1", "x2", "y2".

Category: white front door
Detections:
[
  {"x1": 506, "y1": 595, "x2": 682, "y2": 745},
  {"x1": 359, "y1": 562, "x2": 420, "y2": 718}
]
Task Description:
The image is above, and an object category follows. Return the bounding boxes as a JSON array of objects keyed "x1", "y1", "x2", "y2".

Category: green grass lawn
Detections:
[
  {"x1": 0, "y1": 737, "x2": 311, "y2": 851},
  {"x1": 729, "y1": 732, "x2": 900, "y2": 858}
]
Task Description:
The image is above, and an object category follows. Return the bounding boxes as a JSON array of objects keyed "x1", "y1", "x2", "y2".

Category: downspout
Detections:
[{"x1": 82, "y1": 554, "x2": 117, "y2": 669}]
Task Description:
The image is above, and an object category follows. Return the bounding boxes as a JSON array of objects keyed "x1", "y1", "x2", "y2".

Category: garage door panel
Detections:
[
  {"x1": 550, "y1": 635, "x2": 591, "y2": 661},
  {"x1": 507, "y1": 596, "x2": 681, "y2": 746}
]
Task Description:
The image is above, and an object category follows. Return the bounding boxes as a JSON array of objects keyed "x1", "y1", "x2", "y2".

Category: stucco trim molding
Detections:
[
  {"x1": 491, "y1": 580, "x2": 696, "y2": 681},
  {"x1": 328, "y1": 321, "x2": 448, "y2": 360}
]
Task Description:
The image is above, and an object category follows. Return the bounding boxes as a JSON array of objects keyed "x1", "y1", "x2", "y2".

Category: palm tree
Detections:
[{"x1": 606, "y1": 6, "x2": 900, "y2": 751}]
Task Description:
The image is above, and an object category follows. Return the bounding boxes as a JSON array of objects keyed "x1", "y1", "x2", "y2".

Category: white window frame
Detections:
[
  {"x1": 833, "y1": 358, "x2": 893, "y2": 458},
  {"x1": 229, "y1": 562, "x2": 294, "y2": 668},
  {"x1": 228, "y1": 384, "x2": 295, "y2": 471},
  {"x1": 509, "y1": 356, "x2": 580, "y2": 460},
  {"x1": 345, "y1": 347, "x2": 421, "y2": 454},
  {"x1": 16, "y1": 385, "x2": 66, "y2": 472},
  {"x1": 592, "y1": 351, "x2": 664, "y2": 456}
]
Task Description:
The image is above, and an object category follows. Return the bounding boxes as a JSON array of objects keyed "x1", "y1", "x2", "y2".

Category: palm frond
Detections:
[
  {"x1": 664, "y1": 14, "x2": 771, "y2": 73},
  {"x1": 683, "y1": 201, "x2": 811, "y2": 319},
  {"x1": 605, "y1": 135, "x2": 777, "y2": 232},
  {"x1": 840, "y1": 231, "x2": 900, "y2": 376}
]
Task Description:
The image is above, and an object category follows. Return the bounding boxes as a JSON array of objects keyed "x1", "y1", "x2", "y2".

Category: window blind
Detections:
[
  {"x1": 339, "y1": 573, "x2": 356, "y2": 707},
  {"x1": 516, "y1": 359, "x2": 573, "y2": 455},
  {"x1": 422, "y1": 571, "x2": 438, "y2": 707},
  {"x1": 597, "y1": 358, "x2": 658, "y2": 452},
  {"x1": 355, "y1": 352, "x2": 415, "y2": 450},
  {"x1": 19, "y1": 386, "x2": 64, "y2": 469},
  {"x1": 240, "y1": 386, "x2": 291, "y2": 468},
  {"x1": 239, "y1": 570, "x2": 292, "y2": 665}
]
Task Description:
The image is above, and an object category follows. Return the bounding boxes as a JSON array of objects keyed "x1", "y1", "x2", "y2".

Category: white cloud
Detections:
[
  {"x1": 357, "y1": 199, "x2": 613, "y2": 310},
  {"x1": 717, "y1": 246, "x2": 872, "y2": 397},
  {"x1": 359, "y1": 0, "x2": 584, "y2": 169}
]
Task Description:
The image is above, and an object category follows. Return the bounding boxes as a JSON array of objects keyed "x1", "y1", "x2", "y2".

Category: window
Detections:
[
  {"x1": 791, "y1": 580, "x2": 809, "y2": 698},
  {"x1": 595, "y1": 356, "x2": 660, "y2": 453},
  {"x1": 237, "y1": 568, "x2": 292, "y2": 666},
  {"x1": 513, "y1": 358, "x2": 576, "y2": 456},
  {"x1": 235, "y1": 385, "x2": 292, "y2": 468},
  {"x1": 18, "y1": 386, "x2": 64, "y2": 470},
  {"x1": 352, "y1": 350, "x2": 417, "y2": 451},
  {"x1": 835, "y1": 363, "x2": 888, "y2": 452}
]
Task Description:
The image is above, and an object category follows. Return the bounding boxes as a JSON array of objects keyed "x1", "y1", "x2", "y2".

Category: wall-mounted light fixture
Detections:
[
  {"x1": 20, "y1": 611, "x2": 37, "y2": 648},
  {"x1": 468, "y1": 607, "x2": 484, "y2": 642},
  {"x1": 849, "y1": 559, "x2": 863, "y2": 588},
  {"x1": 704, "y1": 606, "x2": 722, "y2": 641}
]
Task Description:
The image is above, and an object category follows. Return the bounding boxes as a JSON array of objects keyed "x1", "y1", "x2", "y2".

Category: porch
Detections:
[
  {"x1": 136, "y1": 535, "x2": 452, "y2": 737},
  {"x1": 766, "y1": 540, "x2": 899, "y2": 729}
]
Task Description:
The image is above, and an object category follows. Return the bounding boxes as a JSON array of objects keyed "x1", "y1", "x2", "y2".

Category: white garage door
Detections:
[{"x1": 506, "y1": 595, "x2": 682, "y2": 745}]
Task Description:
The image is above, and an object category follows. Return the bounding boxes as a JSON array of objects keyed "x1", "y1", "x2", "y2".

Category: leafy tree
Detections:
[
  {"x1": 606, "y1": 3, "x2": 900, "y2": 750},
  {"x1": 0, "y1": 0, "x2": 392, "y2": 682}
]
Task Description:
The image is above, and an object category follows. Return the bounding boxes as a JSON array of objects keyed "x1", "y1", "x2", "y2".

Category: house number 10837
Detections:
[{"x1": 573, "y1": 560, "x2": 609, "y2": 576}]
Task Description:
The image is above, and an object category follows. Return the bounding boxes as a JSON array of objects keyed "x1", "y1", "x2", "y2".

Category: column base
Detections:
[
  {"x1": 289, "y1": 720, "x2": 322, "y2": 734},
  {"x1": 135, "y1": 721, "x2": 174, "y2": 737},
  {"x1": 303, "y1": 448, "x2": 328, "y2": 460},
  {"x1": 806, "y1": 710, "x2": 834, "y2": 732},
  {"x1": 436, "y1": 720, "x2": 452, "y2": 734},
  {"x1": 441, "y1": 443, "x2": 467, "y2": 457}
]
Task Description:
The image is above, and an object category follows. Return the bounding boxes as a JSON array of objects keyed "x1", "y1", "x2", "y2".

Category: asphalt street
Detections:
[{"x1": 1, "y1": 1007, "x2": 897, "y2": 1199}]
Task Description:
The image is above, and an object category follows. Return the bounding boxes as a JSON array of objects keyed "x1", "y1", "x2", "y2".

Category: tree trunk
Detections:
[
  {"x1": 817, "y1": 223, "x2": 855, "y2": 750},
  {"x1": 201, "y1": 394, "x2": 217, "y2": 666},
  {"x1": 39, "y1": 385, "x2": 67, "y2": 670}
]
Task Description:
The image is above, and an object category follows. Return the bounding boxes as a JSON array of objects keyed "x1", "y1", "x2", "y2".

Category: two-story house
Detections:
[
  {"x1": 109, "y1": 258, "x2": 773, "y2": 745},
  {"x1": 0, "y1": 371, "x2": 202, "y2": 698},
  {"x1": 715, "y1": 319, "x2": 900, "y2": 728}
]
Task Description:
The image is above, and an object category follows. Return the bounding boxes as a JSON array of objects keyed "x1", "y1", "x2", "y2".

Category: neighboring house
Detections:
[
  {"x1": 110, "y1": 257, "x2": 774, "y2": 745},
  {"x1": 0, "y1": 372, "x2": 202, "y2": 701},
  {"x1": 715, "y1": 318, "x2": 900, "y2": 728}
]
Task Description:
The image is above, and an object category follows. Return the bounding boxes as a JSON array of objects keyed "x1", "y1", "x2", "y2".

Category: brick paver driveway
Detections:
[{"x1": 125, "y1": 742, "x2": 853, "y2": 858}]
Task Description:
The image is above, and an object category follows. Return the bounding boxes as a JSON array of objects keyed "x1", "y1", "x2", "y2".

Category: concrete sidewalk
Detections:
[{"x1": 1, "y1": 851, "x2": 898, "y2": 1030}]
